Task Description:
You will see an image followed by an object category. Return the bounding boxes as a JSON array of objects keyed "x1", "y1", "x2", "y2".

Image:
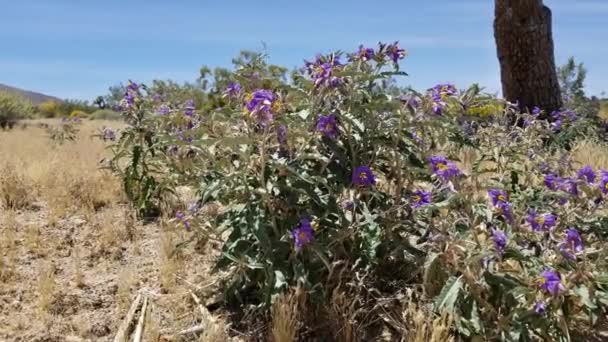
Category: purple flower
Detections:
[
  {"x1": 488, "y1": 189, "x2": 509, "y2": 206},
  {"x1": 534, "y1": 301, "x2": 546, "y2": 315},
  {"x1": 184, "y1": 99, "x2": 195, "y2": 117},
  {"x1": 560, "y1": 228, "x2": 583, "y2": 260},
  {"x1": 101, "y1": 127, "x2": 116, "y2": 141},
  {"x1": 538, "y1": 269, "x2": 564, "y2": 296},
  {"x1": 354, "y1": 45, "x2": 375, "y2": 61},
  {"x1": 577, "y1": 165, "x2": 596, "y2": 184},
  {"x1": 245, "y1": 89, "x2": 276, "y2": 126},
  {"x1": 496, "y1": 202, "x2": 514, "y2": 224},
  {"x1": 175, "y1": 211, "x2": 191, "y2": 231},
  {"x1": 551, "y1": 119, "x2": 562, "y2": 132},
  {"x1": 342, "y1": 200, "x2": 354, "y2": 210},
  {"x1": 599, "y1": 170, "x2": 608, "y2": 194},
  {"x1": 277, "y1": 124, "x2": 288, "y2": 145},
  {"x1": 386, "y1": 41, "x2": 406, "y2": 63},
  {"x1": 304, "y1": 54, "x2": 343, "y2": 88},
  {"x1": 292, "y1": 217, "x2": 314, "y2": 249},
  {"x1": 527, "y1": 210, "x2": 557, "y2": 232},
  {"x1": 492, "y1": 229, "x2": 507, "y2": 254},
  {"x1": 532, "y1": 106, "x2": 541, "y2": 115},
  {"x1": 559, "y1": 177, "x2": 578, "y2": 196},
  {"x1": 429, "y1": 156, "x2": 461, "y2": 181},
  {"x1": 411, "y1": 190, "x2": 432, "y2": 208},
  {"x1": 400, "y1": 95, "x2": 420, "y2": 109},
  {"x1": 316, "y1": 114, "x2": 339, "y2": 138},
  {"x1": 352, "y1": 165, "x2": 376, "y2": 187},
  {"x1": 224, "y1": 82, "x2": 242, "y2": 97},
  {"x1": 157, "y1": 104, "x2": 170, "y2": 115},
  {"x1": 127, "y1": 81, "x2": 139, "y2": 92},
  {"x1": 544, "y1": 173, "x2": 560, "y2": 190}
]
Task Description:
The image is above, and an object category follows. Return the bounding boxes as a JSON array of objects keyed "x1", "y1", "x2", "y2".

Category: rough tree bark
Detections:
[{"x1": 494, "y1": 0, "x2": 562, "y2": 114}]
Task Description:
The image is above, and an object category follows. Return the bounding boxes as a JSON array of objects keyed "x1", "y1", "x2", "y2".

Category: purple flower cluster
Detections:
[
  {"x1": 352, "y1": 166, "x2": 376, "y2": 187},
  {"x1": 577, "y1": 165, "x2": 597, "y2": 184},
  {"x1": 303, "y1": 54, "x2": 343, "y2": 88},
  {"x1": 492, "y1": 229, "x2": 507, "y2": 254},
  {"x1": 124, "y1": 81, "x2": 139, "y2": 108},
  {"x1": 101, "y1": 127, "x2": 116, "y2": 141},
  {"x1": 292, "y1": 217, "x2": 314, "y2": 250},
  {"x1": 157, "y1": 104, "x2": 170, "y2": 115},
  {"x1": 428, "y1": 83, "x2": 457, "y2": 115},
  {"x1": 384, "y1": 41, "x2": 406, "y2": 63},
  {"x1": 560, "y1": 228, "x2": 584, "y2": 260},
  {"x1": 526, "y1": 210, "x2": 557, "y2": 232},
  {"x1": 245, "y1": 89, "x2": 276, "y2": 126},
  {"x1": 538, "y1": 269, "x2": 564, "y2": 296},
  {"x1": 184, "y1": 99, "x2": 195, "y2": 117},
  {"x1": 316, "y1": 114, "x2": 339, "y2": 138},
  {"x1": 488, "y1": 189, "x2": 513, "y2": 224},
  {"x1": 544, "y1": 173, "x2": 578, "y2": 197},
  {"x1": 430, "y1": 156, "x2": 461, "y2": 181},
  {"x1": 550, "y1": 110, "x2": 577, "y2": 132},
  {"x1": 175, "y1": 211, "x2": 191, "y2": 231},
  {"x1": 352, "y1": 45, "x2": 375, "y2": 62},
  {"x1": 411, "y1": 190, "x2": 432, "y2": 208},
  {"x1": 600, "y1": 170, "x2": 608, "y2": 194},
  {"x1": 224, "y1": 82, "x2": 242, "y2": 98}
]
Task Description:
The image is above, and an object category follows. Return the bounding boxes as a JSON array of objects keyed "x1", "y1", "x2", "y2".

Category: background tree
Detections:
[{"x1": 494, "y1": 0, "x2": 562, "y2": 114}]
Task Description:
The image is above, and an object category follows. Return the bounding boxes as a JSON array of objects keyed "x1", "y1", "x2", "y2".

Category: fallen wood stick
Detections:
[
  {"x1": 113, "y1": 293, "x2": 142, "y2": 342},
  {"x1": 177, "y1": 323, "x2": 206, "y2": 336},
  {"x1": 133, "y1": 296, "x2": 149, "y2": 342}
]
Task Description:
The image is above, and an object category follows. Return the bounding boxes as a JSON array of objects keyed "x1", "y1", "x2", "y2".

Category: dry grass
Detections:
[
  {"x1": 402, "y1": 302, "x2": 454, "y2": 342},
  {"x1": 271, "y1": 288, "x2": 306, "y2": 342},
  {"x1": 36, "y1": 262, "x2": 57, "y2": 319},
  {"x1": 571, "y1": 139, "x2": 608, "y2": 170},
  {"x1": 0, "y1": 120, "x2": 123, "y2": 218}
]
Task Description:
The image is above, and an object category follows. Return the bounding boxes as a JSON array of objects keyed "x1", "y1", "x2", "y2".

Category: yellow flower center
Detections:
[
  {"x1": 605, "y1": 182, "x2": 608, "y2": 190},
  {"x1": 271, "y1": 101, "x2": 281, "y2": 113},
  {"x1": 359, "y1": 172, "x2": 368, "y2": 181},
  {"x1": 436, "y1": 163, "x2": 448, "y2": 171},
  {"x1": 413, "y1": 195, "x2": 421, "y2": 203},
  {"x1": 535, "y1": 216, "x2": 545, "y2": 225},
  {"x1": 244, "y1": 93, "x2": 253, "y2": 102},
  {"x1": 497, "y1": 195, "x2": 505, "y2": 202},
  {"x1": 298, "y1": 231, "x2": 308, "y2": 240}
]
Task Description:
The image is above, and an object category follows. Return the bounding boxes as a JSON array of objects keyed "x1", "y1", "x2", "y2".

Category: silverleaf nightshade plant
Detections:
[{"x1": 104, "y1": 43, "x2": 608, "y2": 340}]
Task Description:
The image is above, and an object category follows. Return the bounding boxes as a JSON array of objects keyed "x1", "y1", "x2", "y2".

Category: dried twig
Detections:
[
  {"x1": 133, "y1": 296, "x2": 149, "y2": 342},
  {"x1": 113, "y1": 293, "x2": 142, "y2": 342}
]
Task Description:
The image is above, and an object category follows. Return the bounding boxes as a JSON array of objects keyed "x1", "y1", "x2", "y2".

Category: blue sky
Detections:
[{"x1": 0, "y1": 0, "x2": 606, "y2": 101}]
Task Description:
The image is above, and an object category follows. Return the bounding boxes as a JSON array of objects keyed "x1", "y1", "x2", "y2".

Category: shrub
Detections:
[
  {"x1": 69, "y1": 110, "x2": 88, "y2": 118},
  {"x1": 37, "y1": 100, "x2": 61, "y2": 118},
  {"x1": 107, "y1": 44, "x2": 608, "y2": 340},
  {"x1": 0, "y1": 91, "x2": 34, "y2": 129},
  {"x1": 89, "y1": 109, "x2": 122, "y2": 120}
]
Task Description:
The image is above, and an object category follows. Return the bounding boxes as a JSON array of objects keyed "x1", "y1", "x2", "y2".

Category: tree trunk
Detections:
[{"x1": 494, "y1": 0, "x2": 562, "y2": 114}]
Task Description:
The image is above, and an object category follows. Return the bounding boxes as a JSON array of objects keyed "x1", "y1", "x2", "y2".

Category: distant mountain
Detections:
[{"x1": 0, "y1": 83, "x2": 62, "y2": 105}]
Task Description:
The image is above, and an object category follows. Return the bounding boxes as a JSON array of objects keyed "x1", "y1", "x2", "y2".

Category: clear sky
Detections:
[{"x1": 0, "y1": 0, "x2": 606, "y2": 101}]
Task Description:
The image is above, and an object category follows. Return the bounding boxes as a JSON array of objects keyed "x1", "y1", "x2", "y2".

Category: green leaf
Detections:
[{"x1": 434, "y1": 275, "x2": 463, "y2": 312}]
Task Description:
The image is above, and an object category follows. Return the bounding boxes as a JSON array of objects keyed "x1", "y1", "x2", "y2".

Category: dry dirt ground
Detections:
[{"x1": 0, "y1": 121, "x2": 229, "y2": 342}]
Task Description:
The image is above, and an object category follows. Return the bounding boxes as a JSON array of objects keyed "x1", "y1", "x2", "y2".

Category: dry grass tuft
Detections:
[
  {"x1": 115, "y1": 266, "x2": 136, "y2": 313},
  {"x1": 571, "y1": 139, "x2": 608, "y2": 171},
  {"x1": 0, "y1": 163, "x2": 33, "y2": 210},
  {"x1": 159, "y1": 230, "x2": 179, "y2": 293},
  {"x1": 329, "y1": 288, "x2": 360, "y2": 342},
  {"x1": 72, "y1": 246, "x2": 85, "y2": 288},
  {"x1": 198, "y1": 318, "x2": 230, "y2": 342},
  {"x1": 36, "y1": 262, "x2": 57, "y2": 319},
  {"x1": 271, "y1": 288, "x2": 306, "y2": 342},
  {"x1": 402, "y1": 301, "x2": 454, "y2": 342}
]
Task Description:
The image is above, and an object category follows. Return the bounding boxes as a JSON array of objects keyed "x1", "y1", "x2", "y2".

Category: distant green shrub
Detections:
[
  {"x1": 0, "y1": 91, "x2": 34, "y2": 129},
  {"x1": 89, "y1": 109, "x2": 122, "y2": 120}
]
